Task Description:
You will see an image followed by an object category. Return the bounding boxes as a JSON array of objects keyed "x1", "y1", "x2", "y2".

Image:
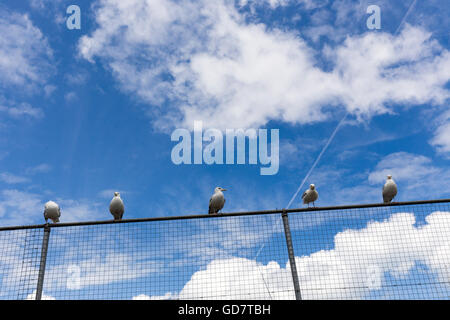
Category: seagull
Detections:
[
  {"x1": 208, "y1": 187, "x2": 227, "y2": 214},
  {"x1": 109, "y1": 192, "x2": 125, "y2": 220},
  {"x1": 302, "y1": 184, "x2": 318, "y2": 207},
  {"x1": 44, "y1": 201, "x2": 61, "y2": 223},
  {"x1": 382, "y1": 175, "x2": 397, "y2": 203}
]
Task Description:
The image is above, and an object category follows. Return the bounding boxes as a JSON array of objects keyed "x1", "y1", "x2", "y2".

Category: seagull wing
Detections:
[{"x1": 208, "y1": 197, "x2": 214, "y2": 214}]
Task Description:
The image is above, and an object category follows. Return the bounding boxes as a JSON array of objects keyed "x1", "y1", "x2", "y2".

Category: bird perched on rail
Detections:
[
  {"x1": 302, "y1": 184, "x2": 318, "y2": 207},
  {"x1": 44, "y1": 201, "x2": 61, "y2": 223},
  {"x1": 109, "y1": 192, "x2": 125, "y2": 220},
  {"x1": 208, "y1": 187, "x2": 227, "y2": 214},
  {"x1": 382, "y1": 175, "x2": 397, "y2": 203}
]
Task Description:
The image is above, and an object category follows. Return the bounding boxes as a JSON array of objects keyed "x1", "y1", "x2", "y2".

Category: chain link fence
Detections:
[{"x1": 1, "y1": 199, "x2": 449, "y2": 300}]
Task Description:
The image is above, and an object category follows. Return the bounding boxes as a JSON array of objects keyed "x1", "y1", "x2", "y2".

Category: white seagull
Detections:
[
  {"x1": 44, "y1": 201, "x2": 61, "y2": 223},
  {"x1": 208, "y1": 187, "x2": 227, "y2": 214},
  {"x1": 382, "y1": 175, "x2": 397, "y2": 203},
  {"x1": 302, "y1": 184, "x2": 318, "y2": 207},
  {"x1": 109, "y1": 192, "x2": 125, "y2": 220}
]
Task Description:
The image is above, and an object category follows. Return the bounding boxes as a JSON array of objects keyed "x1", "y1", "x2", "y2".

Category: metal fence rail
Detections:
[{"x1": 0, "y1": 199, "x2": 449, "y2": 300}]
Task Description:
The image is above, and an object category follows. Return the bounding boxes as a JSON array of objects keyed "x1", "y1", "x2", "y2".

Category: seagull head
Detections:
[
  {"x1": 310, "y1": 184, "x2": 315, "y2": 190},
  {"x1": 45, "y1": 200, "x2": 59, "y2": 209},
  {"x1": 387, "y1": 175, "x2": 392, "y2": 180},
  {"x1": 114, "y1": 192, "x2": 120, "y2": 197},
  {"x1": 215, "y1": 187, "x2": 227, "y2": 193}
]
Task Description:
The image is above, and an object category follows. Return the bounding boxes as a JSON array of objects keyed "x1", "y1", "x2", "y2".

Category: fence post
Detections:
[
  {"x1": 36, "y1": 225, "x2": 51, "y2": 300},
  {"x1": 281, "y1": 210, "x2": 302, "y2": 300}
]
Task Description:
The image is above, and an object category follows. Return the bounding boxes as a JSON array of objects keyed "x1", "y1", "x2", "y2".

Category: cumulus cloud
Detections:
[
  {"x1": 78, "y1": 0, "x2": 450, "y2": 131},
  {"x1": 137, "y1": 210, "x2": 450, "y2": 299}
]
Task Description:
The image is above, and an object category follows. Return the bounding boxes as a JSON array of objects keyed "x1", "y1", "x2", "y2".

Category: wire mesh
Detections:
[
  {"x1": 0, "y1": 228, "x2": 43, "y2": 300},
  {"x1": 0, "y1": 200, "x2": 449, "y2": 300},
  {"x1": 288, "y1": 201, "x2": 450, "y2": 299},
  {"x1": 42, "y1": 214, "x2": 291, "y2": 300}
]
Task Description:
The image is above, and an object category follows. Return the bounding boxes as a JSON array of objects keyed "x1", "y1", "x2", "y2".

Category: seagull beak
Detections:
[{"x1": 221, "y1": 188, "x2": 227, "y2": 191}]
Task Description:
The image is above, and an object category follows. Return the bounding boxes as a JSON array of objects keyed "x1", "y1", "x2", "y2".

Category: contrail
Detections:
[
  {"x1": 284, "y1": 0, "x2": 419, "y2": 209},
  {"x1": 285, "y1": 112, "x2": 348, "y2": 209},
  {"x1": 253, "y1": 112, "x2": 348, "y2": 262},
  {"x1": 253, "y1": 0, "x2": 419, "y2": 293},
  {"x1": 395, "y1": 0, "x2": 418, "y2": 34}
]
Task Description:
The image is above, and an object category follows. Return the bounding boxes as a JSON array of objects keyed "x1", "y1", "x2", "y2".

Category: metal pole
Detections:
[
  {"x1": 281, "y1": 210, "x2": 302, "y2": 300},
  {"x1": 36, "y1": 225, "x2": 51, "y2": 300}
]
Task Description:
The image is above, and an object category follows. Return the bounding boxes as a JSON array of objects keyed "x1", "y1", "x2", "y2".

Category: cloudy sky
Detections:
[{"x1": 0, "y1": 0, "x2": 449, "y2": 300}]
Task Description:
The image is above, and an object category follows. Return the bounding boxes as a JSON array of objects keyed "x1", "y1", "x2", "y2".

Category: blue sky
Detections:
[{"x1": 0, "y1": 0, "x2": 450, "y2": 300}]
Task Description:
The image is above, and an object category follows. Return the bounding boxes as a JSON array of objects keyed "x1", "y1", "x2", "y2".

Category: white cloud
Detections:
[
  {"x1": 141, "y1": 210, "x2": 450, "y2": 299},
  {"x1": 368, "y1": 152, "x2": 440, "y2": 185},
  {"x1": 53, "y1": 198, "x2": 105, "y2": 223},
  {"x1": 26, "y1": 163, "x2": 52, "y2": 175},
  {"x1": 64, "y1": 91, "x2": 78, "y2": 103},
  {"x1": 0, "y1": 189, "x2": 43, "y2": 225},
  {"x1": 430, "y1": 110, "x2": 450, "y2": 156},
  {"x1": 366, "y1": 152, "x2": 450, "y2": 200},
  {"x1": 0, "y1": 188, "x2": 107, "y2": 226},
  {"x1": 0, "y1": 102, "x2": 44, "y2": 119},
  {"x1": 0, "y1": 11, "x2": 53, "y2": 91},
  {"x1": 328, "y1": 25, "x2": 449, "y2": 117},
  {"x1": 65, "y1": 72, "x2": 88, "y2": 86},
  {"x1": 313, "y1": 151, "x2": 450, "y2": 205},
  {"x1": 43, "y1": 84, "x2": 57, "y2": 97},
  {"x1": 30, "y1": 0, "x2": 64, "y2": 10},
  {"x1": 431, "y1": 122, "x2": 450, "y2": 154},
  {"x1": 0, "y1": 173, "x2": 30, "y2": 184},
  {"x1": 78, "y1": 1, "x2": 450, "y2": 131}
]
